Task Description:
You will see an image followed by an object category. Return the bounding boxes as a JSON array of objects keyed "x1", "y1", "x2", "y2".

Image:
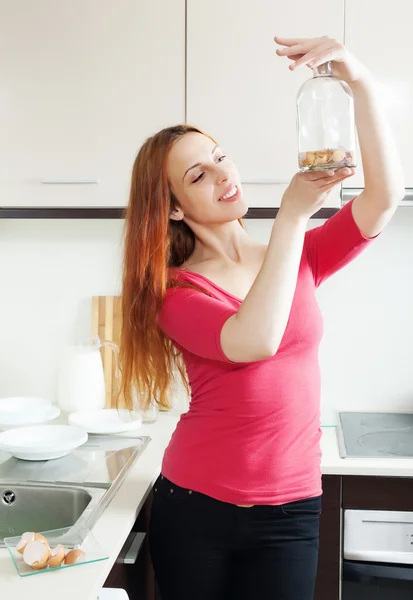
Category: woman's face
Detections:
[{"x1": 167, "y1": 132, "x2": 247, "y2": 225}]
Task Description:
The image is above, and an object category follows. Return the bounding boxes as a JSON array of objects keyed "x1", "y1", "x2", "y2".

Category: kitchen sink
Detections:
[
  {"x1": 0, "y1": 435, "x2": 151, "y2": 546},
  {"x1": 0, "y1": 482, "x2": 106, "y2": 544}
]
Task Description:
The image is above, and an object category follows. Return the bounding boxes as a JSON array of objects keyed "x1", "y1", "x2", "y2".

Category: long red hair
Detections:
[{"x1": 119, "y1": 124, "x2": 243, "y2": 411}]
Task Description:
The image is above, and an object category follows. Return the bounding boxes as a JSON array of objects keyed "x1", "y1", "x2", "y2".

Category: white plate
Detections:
[
  {"x1": 0, "y1": 404, "x2": 61, "y2": 430},
  {"x1": 0, "y1": 425, "x2": 88, "y2": 461},
  {"x1": 0, "y1": 396, "x2": 53, "y2": 425},
  {"x1": 68, "y1": 409, "x2": 142, "y2": 434}
]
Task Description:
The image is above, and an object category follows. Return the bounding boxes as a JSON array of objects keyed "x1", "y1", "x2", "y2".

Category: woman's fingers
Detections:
[
  {"x1": 273, "y1": 36, "x2": 307, "y2": 47},
  {"x1": 274, "y1": 36, "x2": 328, "y2": 55},
  {"x1": 276, "y1": 41, "x2": 323, "y2": 58},
  {"x1": 285, "y1": 53, "x2": 305, "y2": 62},
  {"x1": 275, "y1": 36, "x2": 343, "y2": 72},
  {"x1": 289, "y1": 49, "x2": 321, "y2": 70},
  {"x1": 288, "y1": 41, "x2": 335, "y2": 70},
  {"x1": 305, "y1": 43, "x2": 337, "y2": 69},
  {"x1": 319, "y1": 169, "x2": 355, "y2": 189},
  {"x1": 301, "y1": 168, "x2": 354, "y2": 186},
  {"x1": 276, "y1": 43, "x2": 310, "y2": 57},
  {"x1": 302, "y1": 170, "x2": 337, "y2": 182}
]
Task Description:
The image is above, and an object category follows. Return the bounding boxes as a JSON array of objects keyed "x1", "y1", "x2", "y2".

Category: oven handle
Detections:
[{"x1": 344, "y1": 560, "x2": 413, "y2": 583}]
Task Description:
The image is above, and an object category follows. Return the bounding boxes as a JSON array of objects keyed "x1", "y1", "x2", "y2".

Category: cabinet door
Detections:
[
  {"x1": 187, "y1": 0, "x2": 344, "y2": 208},
  {"x1": 315, "y1": 476, "x2": 341, "y2": 600},
  {"x1": 104, "y1": 490, "x2": 156, "y2": 600},
  {"x1": 0, "y1": 1, "x2": 184, "y2": 207},
  {"x1": 345, "y1": 0, "x2": 413, "y2": 190}
]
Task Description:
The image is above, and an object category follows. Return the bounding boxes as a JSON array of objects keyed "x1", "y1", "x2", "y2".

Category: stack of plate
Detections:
[
  {"x1": 0, "y1": 397, "x2": 60, "y2": 430},
  {"x1": 0, "y1": 424, "x2": 88, "y2": 460},
  {"x1": 68, "y1": 408, "x2": 142, "y2": 434}
]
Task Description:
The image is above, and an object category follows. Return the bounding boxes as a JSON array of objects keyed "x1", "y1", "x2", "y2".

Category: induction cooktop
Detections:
[{"x1": 338, "y1": 412, "x2": 413, "y2": 458}]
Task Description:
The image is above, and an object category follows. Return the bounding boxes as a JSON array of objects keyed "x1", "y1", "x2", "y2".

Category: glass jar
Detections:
[
  {"x1": 132, "y1": 388, "x2": 159, "y2": 423},
  {"x1": 297, "y1": 61, "x2": 357, "y2": 171}
]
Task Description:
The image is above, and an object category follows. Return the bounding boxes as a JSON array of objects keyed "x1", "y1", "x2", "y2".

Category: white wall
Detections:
[
  {"x1": 0, "y1": 218, "x2": 123, "y2": 400},
  {"x1": 1, "y1": 208, "x2": 412, "y2": 424},
  {"x1": 247, "y1": 208, "x2": 413, "y2": 424}
]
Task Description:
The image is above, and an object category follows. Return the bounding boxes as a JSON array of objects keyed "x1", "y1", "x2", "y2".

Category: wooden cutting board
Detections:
[
  {"x1": 91, "y1": 296, "x2": 123, "y2": 408},
  {"x1": 91, "y1": 295, "x2": 189, "y2": 411}
]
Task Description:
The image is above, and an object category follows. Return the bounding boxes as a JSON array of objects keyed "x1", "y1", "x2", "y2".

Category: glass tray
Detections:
[{"x1": 4, "y1": 526, "x2": 108, "y2": 577}]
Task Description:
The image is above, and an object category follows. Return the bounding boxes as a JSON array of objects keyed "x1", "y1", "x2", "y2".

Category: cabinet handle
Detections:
[
  {"x1": 116, "y1": 531, "x2": 146, "y2": 565},
  {"x1": 241, "y1": 180, "x2": 290, "y2": 185},
  {"x1": 362, "y1": 518, "x2": 413, "y2": 525},
  {"x1": 342, "y1": 187, "x2": 413, "y2": 205},
  {"x1": 341, "y1": 187, "x2": 362, "y2": 204},
  {"x1": 41, "y1": 179, "x2": 99, "y2": 184},
  {"x1": 399, "y1": 189, "x2": 412, "y2": 204}
]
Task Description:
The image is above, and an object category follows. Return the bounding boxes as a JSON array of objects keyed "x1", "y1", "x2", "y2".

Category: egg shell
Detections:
[
  {"x1": 332, "y1": 149, "x2": 347, "y2": 163},
  {"x1": 64, "y1": 548, "x2": 86, "y2": 565},
  {"x1": 47, "y1": 544, "x2": 66, "y2": 568},
  {"x1": 34, "y1": 533, "x2": 49, "y2": 545},
  {"x1": 23, "y1": 540, "x2": 50, "y2": 570},
  {"x1": 16, "y1": 532, "x2": 36, "y2": 554}
]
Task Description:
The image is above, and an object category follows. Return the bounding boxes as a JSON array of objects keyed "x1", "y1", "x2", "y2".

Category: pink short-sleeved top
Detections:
[{"x1": 157, "y1": 200, "x2": 376, "y2": 505}]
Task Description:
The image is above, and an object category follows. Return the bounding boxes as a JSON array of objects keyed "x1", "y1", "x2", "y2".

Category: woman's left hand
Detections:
[{"x1": 274, "y1": 35, "x2": 370, "y2": 85}]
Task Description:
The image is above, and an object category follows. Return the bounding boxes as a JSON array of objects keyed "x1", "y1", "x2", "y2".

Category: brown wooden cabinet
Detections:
[
  {"x1": 314, "y1": 475, "x2": 342, "y2": 600},
  {"x1": 343, "y1": 476, "x2": 413, "y2": 511}
]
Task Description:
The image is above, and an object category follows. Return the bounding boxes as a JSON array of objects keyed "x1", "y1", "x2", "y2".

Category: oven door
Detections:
[
  {"x1": 343, "y1": 509, "x2": 413, "y2": 600},
  {"x1": 342, "y1": 559, "x2": 413, "y2": 600}
]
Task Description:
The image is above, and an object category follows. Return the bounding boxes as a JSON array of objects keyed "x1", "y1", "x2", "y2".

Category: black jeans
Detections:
[{"x1": 149, "y1": 474, "x2": 321, "y2": 600}]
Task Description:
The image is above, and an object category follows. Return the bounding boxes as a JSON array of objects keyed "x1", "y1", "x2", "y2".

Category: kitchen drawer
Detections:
[
  {"x1": 104, "y1": 491, "x2": 156, "y2": 600},
  {"x1": 343, "y1": 476, "x2": 413, "y2": 511}
]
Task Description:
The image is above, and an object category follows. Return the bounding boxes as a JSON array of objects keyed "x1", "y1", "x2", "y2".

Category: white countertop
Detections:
[
  {"x1": 0, "y1": 412, "x2": 179, "y2": 600},
  {"x1": 2, "y1": 417, "x2": 413, "y2": 599}
]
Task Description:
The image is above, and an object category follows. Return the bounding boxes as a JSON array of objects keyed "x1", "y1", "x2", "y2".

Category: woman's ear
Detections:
[{"x1": 170, "y1": 206, "x2": 184, "y2": 221}]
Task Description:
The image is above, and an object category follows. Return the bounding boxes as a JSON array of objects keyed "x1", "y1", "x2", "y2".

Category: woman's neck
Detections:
[{"x1": 183, "y1": 220, "x2": 257, "y2": 268}]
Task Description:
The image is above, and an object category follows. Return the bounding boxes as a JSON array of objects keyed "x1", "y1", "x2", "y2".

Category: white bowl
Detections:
[
  {"x1": 68, "y1": 409, "x2": 142, "y2": 434},
  {"x1": 0, "y1": 396, "x2": 53, "y2": 426},
  {"x1": 0, "y1": 424, "x2": 88, "y2": 461}
]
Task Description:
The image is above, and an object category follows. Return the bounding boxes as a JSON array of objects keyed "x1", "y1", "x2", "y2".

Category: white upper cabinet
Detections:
[
  {"x1": 345, "y1": 0, "x2": 413, "y2": 191},
  {"x1": 0, "y1": 1, "x2": 185, "y2": 207},
  {"x1": 186, "y1": 0, "x2": 345, "y2": 208}
]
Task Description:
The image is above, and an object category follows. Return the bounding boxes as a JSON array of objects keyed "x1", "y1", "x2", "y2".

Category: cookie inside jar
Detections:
[{"x1": 298, "y1": 148, "x2": 356, "y2": 172}]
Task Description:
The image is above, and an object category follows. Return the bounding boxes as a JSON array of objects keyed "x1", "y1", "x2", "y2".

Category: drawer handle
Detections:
[
  {"x1": 241, "y1": 180, "x2": 290, "y2": 185},
  {"x1": 342, "y1": 187, "x2": 413, "y2": 205},
  {"x1": 41, "y1": 179, "x2": 99, "y2": 184},
  {"x1": 116, "y1": 531, "x2": 146, "y2": 565}
]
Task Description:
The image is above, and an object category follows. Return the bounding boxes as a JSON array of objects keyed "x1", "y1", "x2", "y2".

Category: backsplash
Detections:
[{"x1": 1, "y1": 208, "x2": 412, "y2": 424}]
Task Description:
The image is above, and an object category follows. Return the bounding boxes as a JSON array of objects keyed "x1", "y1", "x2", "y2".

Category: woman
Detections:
[{"x1": 119, "y1": 36, "x2": 404, "y2": 600}]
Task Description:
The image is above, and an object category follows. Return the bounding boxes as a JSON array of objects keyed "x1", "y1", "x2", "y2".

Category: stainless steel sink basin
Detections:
[
  {"x1": 0, "y1": 435, "x2": 151, "y2": 546},
  {"x1": 0, "y1": 483, "x2": 106, "y2": 544}
]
